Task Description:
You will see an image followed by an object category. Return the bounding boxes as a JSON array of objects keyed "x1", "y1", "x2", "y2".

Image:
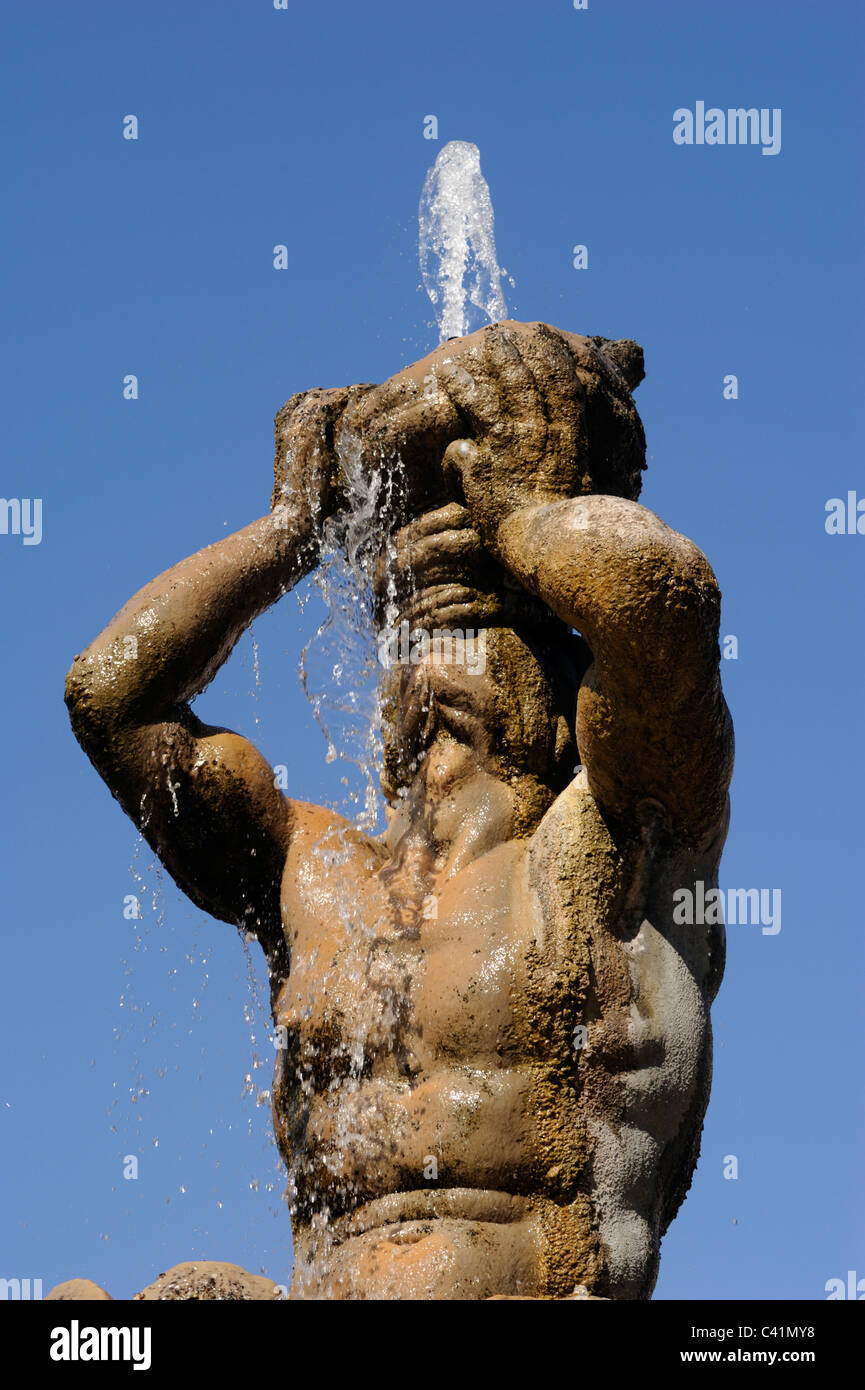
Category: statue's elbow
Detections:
[
  {"x1": 65, "y1": 657, "x2": 88, "y2": 737},
  {"x1": 64, "y1": 653, "x2": 110, "y2": 750},
  {"x1": 688, "y1": 542, "x2": 721, "y2": 602},
  {"x1": 666, "y1": 537, "x2": 723, "y2": 638}
]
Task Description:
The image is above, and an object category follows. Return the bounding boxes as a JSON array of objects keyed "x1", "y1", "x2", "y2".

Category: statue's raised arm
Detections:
[
  {"x1": 64, "y1": 387, "x2": 366, "y2": 972},
  {"x1": 436, "y1": 320, "x2": 734, "y2": 847}
]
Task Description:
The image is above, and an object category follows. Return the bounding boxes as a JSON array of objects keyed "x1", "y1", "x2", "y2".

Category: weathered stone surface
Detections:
[
  {"x1": 66, "y1": 321, "x2": 732, "y2": 1299},
  {"x1": 134, "y1": 1262, "x2": 282, "y2": 1301},
  {"x1": 488, "y1": 1286, "x2": 608, "y2": 1300},
  {"x1": 45, "y1": 1278, "x2": 113, "y2": 1301}
]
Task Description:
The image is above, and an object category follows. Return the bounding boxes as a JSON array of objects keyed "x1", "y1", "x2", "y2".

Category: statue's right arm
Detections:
[
  {"x1": 64, "y1": 381, "x2": 382, "y2": 963},
  {"x1": 64, "y1": 501, "x2": 317, "y2": 961}
]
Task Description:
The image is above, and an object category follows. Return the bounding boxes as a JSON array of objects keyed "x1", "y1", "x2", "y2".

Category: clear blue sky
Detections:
[{"x1": 1, "y1": 0, "x2": 862, "y2": 1301}]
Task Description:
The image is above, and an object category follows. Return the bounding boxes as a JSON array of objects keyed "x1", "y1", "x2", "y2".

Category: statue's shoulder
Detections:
[
  {"x1": 283, "y1": 799, "x2": 389, "y2": 878},
  {"x1": 529, "y1": 775, "x2": 627, "y2": 882}
]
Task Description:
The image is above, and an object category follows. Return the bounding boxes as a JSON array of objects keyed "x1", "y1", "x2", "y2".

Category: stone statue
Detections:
[{"x1": 65, "y1": 321, "x2": 733, "y2": 1300}]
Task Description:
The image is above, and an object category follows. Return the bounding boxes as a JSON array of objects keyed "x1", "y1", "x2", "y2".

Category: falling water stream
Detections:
[
  {"x1": 297, "y1": 427, "x2": 401, "y2": 834},
  {"x1": 299, "y1": 139, "x2": 510, "y2": 827},
  {"x1": 283, "y1": 141, "x2": 513, "y2": 1290}
]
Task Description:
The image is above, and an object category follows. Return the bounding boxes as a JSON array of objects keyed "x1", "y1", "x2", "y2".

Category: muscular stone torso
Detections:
[{"x1": 271, "y1": 603, "x2": 722, "y2": 1300}]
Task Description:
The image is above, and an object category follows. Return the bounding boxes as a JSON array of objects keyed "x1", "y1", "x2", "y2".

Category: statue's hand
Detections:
[
  {"x1": 436, "y1": 322, "x2": 588, "y2": 555},
  {"x1": 271, "y1": 384, "x2": 375, "y2": 542},
  {"x1": 337, "y1": 368, "x2": 464, "y2": 524},
  {"x1": 272, "y1": 322, "x2": 601, "y2": 550}
]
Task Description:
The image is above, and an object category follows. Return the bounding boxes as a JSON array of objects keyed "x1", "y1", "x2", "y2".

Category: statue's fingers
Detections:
[
  {"x1": 507, "y1": 325, "x2": 585, "y2": 474},
  {"x1": 484, "y1": 326, "x2": 543, "y2": 418},
  {"x1": 273, "y1": 390, "x2": 327, "y2": 506},
  {"x1": 394, "y1": 501, "x2": 474, "y2": 542},
  {"x1": 343, "y1": 379, "x2": 462, "y2": 463},
  {"x1": 526, "y1": 324, "x2": 585, "y2": 437},
  {"x1": 441, "y1": 439, "x2": 490, "y2": 515},
  {"x1": 385, "y1": 504, "x2": 476, "y2": 582},
  {"x1": 442, "y1": 436, "x2": 480, "y2": 477},
  {"x1": 436, "y1": 346, "x2": 504, "y2": 436},
  {"x1": 278, "y1": 385, "x2": 369, "y2": 470},
  {"x1": 388, "y1": 521, "x2": 484, "y2": 583},
  {"x1": 273, "y1": 385, "x2": 377, "y2": 513},
  {"x1": 280, "y1": 385, "x2": 360, "y2": 441}
]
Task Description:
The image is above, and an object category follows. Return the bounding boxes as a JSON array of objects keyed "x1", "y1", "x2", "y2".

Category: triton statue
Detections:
[{"x1": 65, "y1": 321, "x2": 733, "y2": 1299}]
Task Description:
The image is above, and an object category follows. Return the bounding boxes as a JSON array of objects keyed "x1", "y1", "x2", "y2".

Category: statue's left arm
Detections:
[
  {"x1": 495, "y1": 494, "x2": 733, "y2": 846},
  {"x1": 436, "y1": 320, "x2": 733, "y2": 847}
]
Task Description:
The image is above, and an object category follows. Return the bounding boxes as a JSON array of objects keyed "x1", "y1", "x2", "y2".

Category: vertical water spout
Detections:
[{"x1": 419, "y1": 140, "x2": 508, "y2": 342}]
